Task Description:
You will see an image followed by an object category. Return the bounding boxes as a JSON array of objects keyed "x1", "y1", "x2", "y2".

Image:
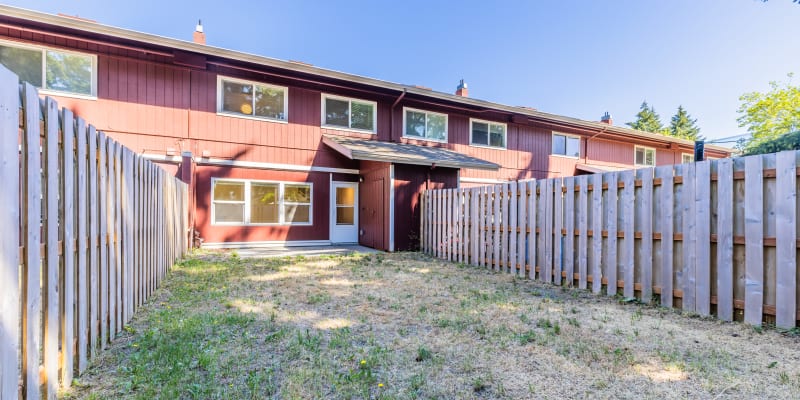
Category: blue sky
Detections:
[{"x1": 6, "y1": 0, "x2": 800, "y2": 141}]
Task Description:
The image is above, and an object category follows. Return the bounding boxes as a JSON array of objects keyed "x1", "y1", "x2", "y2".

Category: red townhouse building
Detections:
[{"x1": 0, "y1": 6, "x2": 731, "y2": 251}]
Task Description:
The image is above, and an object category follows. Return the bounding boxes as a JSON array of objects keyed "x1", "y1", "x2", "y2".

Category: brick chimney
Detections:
[
  {"x1": 600, "y1": 111, "x2": 613, "y2": 125},
  {"x1": 455, "y1": 79, "x2": 468, "y2": 97},
  {"x1": 193, "y1": 20, "x2": 206, "y2": 45}
]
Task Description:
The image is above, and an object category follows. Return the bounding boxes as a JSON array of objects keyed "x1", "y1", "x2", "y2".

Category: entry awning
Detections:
[
  {"x1": 322, "y1": 135, "x2": 500, "y2": 170},
  {"x1": 575, "y1": 163, "x2": 630, "y2": 174}
]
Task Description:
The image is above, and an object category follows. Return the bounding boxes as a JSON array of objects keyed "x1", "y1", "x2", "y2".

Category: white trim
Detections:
[
  {"x1": 401, "y1": 106, "x2": 448, "y2": 143},
  {"x1": 469, "y1": 118, "x2": 507, "y2": 149},
  {"x1": 320, "y1": 93, "x2": 377, "y2": 134},
  {"x1": 210, "y1": 178, "x2": 313, "y2": 226},
  {"x1": 330, "y1": 180, "x2": 359, "y2": 244},
  {"x1": 634, "y1": 145, "x2": 657, "y2": 167},
  {"x1": 0, "y1": 38, "x2": 98, "y2": 97},
  {"x1": 551, "y1": 132, "x2": 581, "y2": 158},
  {"x1": 216, "y1": 75, "x2": 288, "y2": 123},
  {"x1": 202, "y1": 240, "x2": 332, "y2": 249},
  {"x1": 460, "y1": 177, "x2": 508, "y2": 184},
  {"x1": 389, "y1": 164, "x2": 395, "y2": 252},
  {"x1": 195, "y1": 157, "x2": 359, "y2": 174},
  {"x1": 141, "y1": 154, "x2": 183, "y2": 163}
]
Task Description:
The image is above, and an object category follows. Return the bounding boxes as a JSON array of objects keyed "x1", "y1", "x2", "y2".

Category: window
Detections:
[
  {"x1": 635, "y1": 146, "x2": 656, "y2": 166},
  {"x1": 470, "y1": 119, "x2": 506, "y2": 148},
  {"x1": 552, "y1": 133, "x2": 580, "y2": 158},
  {"x1": 218, "y1": 76, "x2": 287, "y2": 122},
  {"x1": 682, "y1": 153, "x2": 694, "y2": 164},
  {"x1": 212, "y1": 179, "x2": 312, "y2": 225},
  {"x1": 403, "y1": 107, "x2": 447, "y2": 142},
  {"x1": 0, "y1": 40, "x2": 97, "y2": 97},
  {"x1": 322, "y1": 94, "x2": 376, "y2": 133}
]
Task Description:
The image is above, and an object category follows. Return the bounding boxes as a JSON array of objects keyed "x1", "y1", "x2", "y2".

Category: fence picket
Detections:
[
  {"x1": 44, "y1": 97, "x2": 60, "y2": 399},
  {"x1": 656, "y1": 166, "x2": 674, "y2": 307},
  {"x1": 553, "y1": 178, "x2": 563, "y2": 285},
  {"x1": 681, "y1": 163, "x2": 697, "y2": 311},
  {"x1": 776, "y1": 151, "x2": 797, "y2": 328},
  {"x1": 695, "y1": 161, "x2": 711, "y2": 315},
  {"x1": 564, "y1": 178, "x2": 574, "y2": 286},
  {"x1": 591, "y1": 173, "x2": 603, "y2": 294},
  {"x1": 577, "y1": 176, "x2": 588, "y2": 289},
  {"x1": 0, "y1": 68, "x2": 20, "y2": 400},
  {"x1": 621, "y1": 170, "x2": 635, "y2": 299},
  {"x1": 22, "y1": 82, "x2": 42, "y2": 400},
  {"x1": 98, "y1": 133, "x2": 109, "y2": 350},
  {"x1": 471, "y1": 188, "x2": 479, "y2": 266},
  {"x1": 60, "y1": 108, "x2": 75, "y2": 387},
  {"x1": 744, "y1": 155, "x2": 764, "y2": 325},
  {"x1": 605, "y1": 172, "x2": 618, "y2": 297},
  {"x1": 509, "y1": 183, "x2": 517, "y2": 274},
  {"x1": 527, "y1": 180, "x2": 536, "y2": 279},
  {"x1": 493, "y1": 185, "x2": 501, "y2": 271},
  {"x1": 639, "y1": 167, "x2": 654, "y2": 302},
  {"x1": 517, "y1": 181, "x2": 527, "y2": 278}
]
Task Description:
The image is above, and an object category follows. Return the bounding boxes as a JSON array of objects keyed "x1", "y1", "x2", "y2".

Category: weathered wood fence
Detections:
[
  {"x1": 421, "y1": 151, "x2": 799, "y2": 329},
  {"x1": 0, "y1": 68, "x2": 189, "y2": 399}
]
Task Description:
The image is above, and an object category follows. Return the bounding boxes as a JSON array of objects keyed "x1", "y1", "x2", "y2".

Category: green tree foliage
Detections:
[
  {"x1": 668, "y1": 105, "x2": 702, "y2": 140},
  {"x1": 737, "y1": 74, "x2": 800, "y2": 151},
  {"x1": 626, "y1": 101, "x2": 666, "y2": 134},
  {"x1": 740, "y1": 130, "x2": 800, "y2": 155}
]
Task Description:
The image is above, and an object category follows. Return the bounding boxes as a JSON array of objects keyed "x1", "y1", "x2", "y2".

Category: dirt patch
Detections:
[{"x1": 63, "y1": 251, "x2": 800, "y2": 399}]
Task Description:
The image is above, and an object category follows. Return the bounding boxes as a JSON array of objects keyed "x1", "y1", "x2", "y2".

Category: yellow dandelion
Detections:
[
  {"x1": 360, "y1": 360, "x2": 366, "y2": 365},
  {"x1": 378, "y1": 383, "x2": 384, "y2": 388}
]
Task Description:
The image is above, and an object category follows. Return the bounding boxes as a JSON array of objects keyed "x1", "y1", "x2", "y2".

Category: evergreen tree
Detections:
[
  {"x1": 626, "y1": 101, "x2": 665, "y2": 134},
  {"x1": 668, "y1": 105, "x2": 702, "y2": 140}
]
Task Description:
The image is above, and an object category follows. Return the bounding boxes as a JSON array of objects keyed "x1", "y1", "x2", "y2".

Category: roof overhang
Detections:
[
  {"x1": 322, "y1": 135, "x2": 499, "y2": 171},
  {"x1": 575, "y1": 163, "x2": 631, "y2": 174}
]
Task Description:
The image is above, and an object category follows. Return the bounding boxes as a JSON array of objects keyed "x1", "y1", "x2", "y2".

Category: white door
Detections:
[{"x1": 330, "y1": 182, "x2": 358, "y2": 243}]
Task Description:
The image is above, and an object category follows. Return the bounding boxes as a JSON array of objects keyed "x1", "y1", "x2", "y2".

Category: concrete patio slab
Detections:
[{"x1": 231, "y1": 245, "x2": 379, "y2": 258}]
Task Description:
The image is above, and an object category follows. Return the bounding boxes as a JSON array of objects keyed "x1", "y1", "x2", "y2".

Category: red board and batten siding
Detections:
[{"x1": 393, "y1": 165, "x2": 459, "y2": 251}]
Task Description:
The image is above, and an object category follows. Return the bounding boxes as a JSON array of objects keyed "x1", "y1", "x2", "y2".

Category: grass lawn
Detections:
[{"x1": 64, "y1": 251, "x2": 800, "y2": 399}]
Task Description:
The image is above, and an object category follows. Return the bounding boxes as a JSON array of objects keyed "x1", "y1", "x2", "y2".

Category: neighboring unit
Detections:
[{"x1": 0, "y1": 6, "x2": 732, "y2": 250}]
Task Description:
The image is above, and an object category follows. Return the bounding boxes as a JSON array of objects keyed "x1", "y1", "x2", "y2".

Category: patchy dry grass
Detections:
[{"x1": 63, "y1": 251, "x2": 800, "y2": 399}]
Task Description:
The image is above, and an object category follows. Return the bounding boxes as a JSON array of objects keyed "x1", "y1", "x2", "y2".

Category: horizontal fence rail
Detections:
[
  {"x1": 421, "y1": 151, "x2": 799, "y2": 329},
  {"x1": 0, "y1": 67, "x2": 189, "y2": 399}
]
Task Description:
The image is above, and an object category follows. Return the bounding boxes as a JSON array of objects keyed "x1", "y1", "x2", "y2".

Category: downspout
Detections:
[{"x1": 389, "y1": 89, "x2": 407, "y2": 142}]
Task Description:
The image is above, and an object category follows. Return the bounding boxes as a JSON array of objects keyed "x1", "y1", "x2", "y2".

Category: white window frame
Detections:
[
  {"x1": 0, "y1": 39, "x2": 98, "y2": 99},
  {"x1": 682, "y1": 153, "x2": 694, "y2": 164},
  {"x1": 216, "y1": 75, "x2": 289, "y2": 123},
  {"x1": 551, "y1": 132, "x2": 581, "y2": 158},
  {"x1": 469, "y1": 118, "x2": 507, "y2": 149},
  {"x1": 211, "y1": 178, "x2": 313, "y2": 226},
  {"x1": 634, "y1": 145, "x2": 657, "y2": 167},
  {"x1": 320, "y1": 93, "x2": 377, "y2": 134},
  {"x1": 401, "y1": 107, "x2": 448, "y2": 143}
]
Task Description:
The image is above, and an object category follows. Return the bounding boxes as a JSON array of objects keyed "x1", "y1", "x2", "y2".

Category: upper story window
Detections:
[
  {"x1": 322, "y1": 94, "x2": 376, "y2": 133},
  {"x1": 212, "y1": 179, "x2": 312, "y2": 225},
  {"x1": 0, "y1": 40, "x2": 97, "y2": 97},
  {"x1": 403, "y1": 107, "x2": 447, "y2": 142},
  {"x1": 682, "y1": 153, "x2": 694, "y2": 163},
  {"x1": 470, "y1": 119, "x2": 506, "y2": 148},
  {"x1": 218, "y1": 76, "x2": 287, "y2": 122},
  {"x1": 552, "y1": 133, "x2": 580, "y2": 158},
  {"x1": 635, "y1": 146, "x2": 656, "y2": 166}
]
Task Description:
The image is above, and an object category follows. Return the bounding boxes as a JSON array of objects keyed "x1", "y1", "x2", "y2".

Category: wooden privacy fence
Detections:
[
  {"x1": 420, "y1": 151, "x2": 800, "y2": 330},
  {"x1": 0, "y1": 68, "x2": 189, "y2": 399}
]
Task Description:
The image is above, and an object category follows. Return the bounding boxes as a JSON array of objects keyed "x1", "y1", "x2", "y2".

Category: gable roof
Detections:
[{"x1": 0, "y1": 5, "x2": 732, "y2": 155}]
